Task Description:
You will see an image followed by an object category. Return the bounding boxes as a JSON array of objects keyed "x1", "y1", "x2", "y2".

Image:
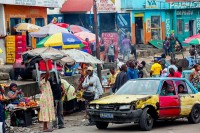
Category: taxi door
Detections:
[
  {"x1": 159, "y1": 80, "x2": 181, "y2": 118},
  {"x1": 176, "y1": 80, "x2": 198, "y2": 116}
]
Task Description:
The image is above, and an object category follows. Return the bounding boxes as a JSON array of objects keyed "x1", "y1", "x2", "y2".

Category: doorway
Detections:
[
  {"x1": 189, "y1": 20, "x2": 195, "y2": 36},
  {"x1": 135, "y1": 17, "x2": 144, "y2": 44}
]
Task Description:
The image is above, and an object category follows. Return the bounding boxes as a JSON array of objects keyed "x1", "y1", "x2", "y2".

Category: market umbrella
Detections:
[
  {"x1": 188, "y1": 38, "x2": 200, "y2": 45},
  {"x1": 30, "y1": 23, "x2": 70, "y2": 38},
  {"x1": 36, "y1": 32, "x2": 84, "y2": 49},
  {"x1": 183, "y1": 34, "x2": 200, "y2": 44},
  {"x1": 68, "y1": 25, "x2": 91, "y2": 33},
  {"x1": 15, "y1": 23, "x2": 41, "y2": 32},
  {"x1": 57, "y1": 57, "x2": 76, "y2": 66},
  {"x1": 62, "y1": 49, "x2": 103, "y2": 64},
  {"x1": 74, "y1": 32, "x2": 98, "y2": 43},
  {"x1": 23, "y1": 47, "x2": 66, "y2": 60},
  {"x1": 148, "y1": 40, "x2": 163, "y2": 49},
  {"x1": 55, "y1": 23, "x2": 69, "y2": 28}
]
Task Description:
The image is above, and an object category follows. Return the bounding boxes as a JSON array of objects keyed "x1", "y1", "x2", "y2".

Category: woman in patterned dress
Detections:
[
  {"x1": 39, "y1": 60, "x2": 55, "y2": 132},
  {"x1": 190, "y1": 64, "x2": 200, "y2": 91}
]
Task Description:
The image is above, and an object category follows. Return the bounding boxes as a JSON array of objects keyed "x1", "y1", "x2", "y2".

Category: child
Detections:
[{"x1": 138, "y1": 64, "x2": 144, "y2": 78}]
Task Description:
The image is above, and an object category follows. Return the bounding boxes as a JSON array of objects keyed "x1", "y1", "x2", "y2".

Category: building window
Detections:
[
  {"x1": 151, "y1": 16, "x2": 161, "y2": 40},
  {"x1": 177, "y1": 19, "x2": 183, "y2": 34},
  {"x1": 10, "y1": 18, "x2": 21, "y2": 35},
  {"x1": 35, "y1": 18, "x2": 44, "y2": 27}
]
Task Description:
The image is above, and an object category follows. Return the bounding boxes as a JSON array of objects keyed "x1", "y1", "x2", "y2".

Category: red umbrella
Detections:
[
  {"x1": 183, "y1": 34, "x2": 200, "y2": 44},
  {"x1": 54, "y1": 23, "x2": 69, "y2": 28}
]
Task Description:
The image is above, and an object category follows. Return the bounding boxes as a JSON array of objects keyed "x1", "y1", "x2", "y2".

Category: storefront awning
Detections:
[{"x1": 60, "y1": 0, "x2": 93, "y2": 13}]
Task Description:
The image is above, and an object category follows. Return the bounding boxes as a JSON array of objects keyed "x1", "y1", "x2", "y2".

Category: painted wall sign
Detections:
[
  {"x1": 0, "y1": 0, "x2": 60, "y2": 7},
  {"x1": 165, "y1": 18, "x2": 170, "y2": 37},
  {"x1": 176, "y1": 10, "x2": 193, "y2": 16},
  {"x1": 146, "y1": 0, "x2": 158, "y2": 9},
  {"x1": 197, "y1": 18, "x2": 200, "y2": 32},
  {"x1": 170, "y1": 2, "x2": 200, "y2": 9},
  {"x1": 101, "y1": 32, "x2": 118, "y2": 59},
  {"x1": 97, "y1": 0, "x2": 116, "y2": 12}
]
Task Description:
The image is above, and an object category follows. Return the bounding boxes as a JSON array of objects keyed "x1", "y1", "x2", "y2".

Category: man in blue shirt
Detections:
[{"x1": 127, "y1": 60, "x2": 138, "y2": 80}]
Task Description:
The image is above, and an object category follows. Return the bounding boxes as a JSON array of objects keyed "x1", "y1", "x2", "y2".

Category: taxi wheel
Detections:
[
  {"x1": 188, "y1": 105, "x2": 200, "y2": 124},
  {"x1": 95, "y1": 121, "x2": 109, "y2": 129},
  {"x1": 139, "y1": 108, "x2": 154, "y2": 131}
]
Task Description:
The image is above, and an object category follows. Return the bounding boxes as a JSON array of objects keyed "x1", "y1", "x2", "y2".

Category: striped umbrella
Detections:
[{"x1": 37, "y1": 32, "x2": 84, "y2": 49}]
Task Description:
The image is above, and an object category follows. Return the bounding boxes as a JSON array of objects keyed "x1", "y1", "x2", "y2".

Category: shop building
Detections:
[
  {"x1": 165, "y1": 1, "x2": 200, "y2": 44},
  {"x1": 121, "y1": 0, "x2": 168, "y2": 44},
  {"x1": 48, "y1": 0, "x2": 131, "y2": 36},
  {"x1": 0, "y1": 0, "x2": 60, "y2": 62}
]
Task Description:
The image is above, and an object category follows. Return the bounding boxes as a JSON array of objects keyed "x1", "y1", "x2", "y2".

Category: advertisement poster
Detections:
[
  {"x1": 184, "y1": 23, "x2": 189, "y2": 32},
  {"x1": 146, "y1": 19, "x2": 151, "y2": 32},
  {"x1": 101, "y1": 32, "x2": 119, "y2": 60}
]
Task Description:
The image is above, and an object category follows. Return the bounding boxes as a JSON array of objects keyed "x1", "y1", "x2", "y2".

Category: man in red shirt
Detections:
[{"x1": 168, "y1": 68, "x2": 181, "y2": 78}]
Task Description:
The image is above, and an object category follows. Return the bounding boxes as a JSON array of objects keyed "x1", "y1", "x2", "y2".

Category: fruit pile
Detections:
[
  {"x1": 18, "y1": 100, "x2": 37, "y2": 107},
  {"x1": 26, "y1": 100, "x2": 37, "y2": 107},
  {"x1": 18, "y1": 102, "x2": 26, "y2": 107}
]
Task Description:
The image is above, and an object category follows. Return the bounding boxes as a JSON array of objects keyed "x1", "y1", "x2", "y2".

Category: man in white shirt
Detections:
[
  {"x1": 82, "y1": 66, "x2": 103, "y2": 100},
  {"x1": 167, "y1": 59, "x2": 178, "y2": 74}
]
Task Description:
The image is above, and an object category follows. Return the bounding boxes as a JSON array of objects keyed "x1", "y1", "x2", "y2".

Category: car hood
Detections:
[{"x1": 90, "y1": 95, "x2": 152, "y2": 105}]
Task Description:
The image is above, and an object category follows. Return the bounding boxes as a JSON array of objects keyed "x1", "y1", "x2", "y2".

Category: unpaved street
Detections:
[{"x1": 54, "y1": 119, "x2": 200, "y2": 133}]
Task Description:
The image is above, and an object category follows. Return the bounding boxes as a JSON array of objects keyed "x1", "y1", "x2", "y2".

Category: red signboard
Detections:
[{"x1": 101, "y1": 32, "x2": 119, "y2": 60}]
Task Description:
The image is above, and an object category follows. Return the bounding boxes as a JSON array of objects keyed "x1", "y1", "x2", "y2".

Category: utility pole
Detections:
[{"x1": 93, "y1": 0, "x2": 102, "y2": 80}]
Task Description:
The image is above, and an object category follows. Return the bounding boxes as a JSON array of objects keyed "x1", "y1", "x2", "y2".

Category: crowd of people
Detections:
[{"x1": 163, "y1": 32, "x2": 183, "y2": 59}]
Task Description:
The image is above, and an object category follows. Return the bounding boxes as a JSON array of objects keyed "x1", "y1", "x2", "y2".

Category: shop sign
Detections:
[
  {"x1": 184, "y1": 23, "x2": 189, "y2": 32},
  {"x1": 146, "y1": 0, "x2": 158, "y2": 9},
  {"x1": 197, "y1": 18, "x2": 200, "y2": 32},
  {"x1": 97, "y1": 0, "x2": 116, "y2": 12},
  {"x1": 165, "y1": 18, "x2": 170, "y2": 37},
  {"x1": 170, "y1": 2, "x2": 200, "y2": 9},
  {"x1": 0, "y1": 0, "x2": 60, "y2": 7},
  {"x1": 176, "y1": 10, "x2": 193, "y2": 16}
]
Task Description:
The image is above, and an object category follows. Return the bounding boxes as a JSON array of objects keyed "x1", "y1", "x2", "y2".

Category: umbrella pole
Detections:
[
  {"x1": 195, "y1": 46, "x2": 197, "y2": 64},
  {"x1": 93, "y1": 0, "x2": 102, "y2": 82}
]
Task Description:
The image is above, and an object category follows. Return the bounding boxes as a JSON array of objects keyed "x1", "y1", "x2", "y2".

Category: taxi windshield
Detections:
[{"x1": 115, "y1": 80, "x2": 160, "y2": 95}]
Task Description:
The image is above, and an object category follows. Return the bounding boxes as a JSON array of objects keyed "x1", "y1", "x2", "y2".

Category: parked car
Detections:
[{"x1": 88, "y1": 78, "x2": 200, "y2": 131}]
